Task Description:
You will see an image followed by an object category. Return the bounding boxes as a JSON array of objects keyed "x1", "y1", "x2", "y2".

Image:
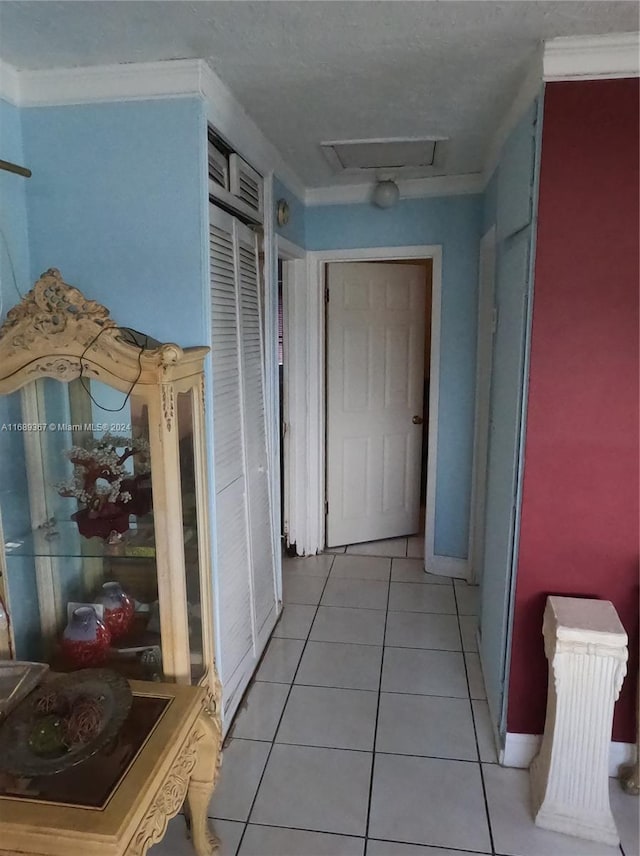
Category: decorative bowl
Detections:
[{"x1": 0, "y1": 669, "x2": 132, "y2": 777}]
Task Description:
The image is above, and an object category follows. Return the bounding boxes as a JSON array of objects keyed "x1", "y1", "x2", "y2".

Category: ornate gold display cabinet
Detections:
[{"x1": 0, "y1": 270, "x2": 223, "y2": 853}]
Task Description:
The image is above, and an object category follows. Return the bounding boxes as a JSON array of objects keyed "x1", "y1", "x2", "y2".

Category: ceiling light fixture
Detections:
[{"x1": 372, "y1": 179, "x2": 399, "y2": 209}]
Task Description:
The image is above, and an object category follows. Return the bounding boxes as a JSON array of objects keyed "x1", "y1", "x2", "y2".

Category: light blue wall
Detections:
[
  {"x1": 0, "y1": 96, "x2": 210, "y2": 659},
  {"x1": 273, "y1": 175, "x2": 306, "y2": 249},
  {"x1": 0, "y1": 98, "x2": 31, "y2": 320},
  {"x1": 21, "y1": 97, "x2": 207, "y2": 345},
  {"x1": 307, "y1": 194, "x2": 483, "y2": 558},
  {"x1": 477, "y1": 97, "x2": 542, "y2": 735},
  {"x1": 0, "y1": 97, "x2": 31, "y2": 531}
]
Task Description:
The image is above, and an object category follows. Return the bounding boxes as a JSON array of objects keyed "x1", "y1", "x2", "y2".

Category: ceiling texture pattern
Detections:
[{"x1": 0, "y1": 1, "x2": 637, "y2": 186}]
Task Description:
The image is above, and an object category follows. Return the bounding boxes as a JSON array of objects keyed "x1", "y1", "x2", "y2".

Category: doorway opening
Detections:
[
  {"x1": 282, "y1": 244, "x2": 444, "y2": 575},
  {"x1": 324, "y1": 259, "x2": 433, "y2": 550},
  {"x1": 275, "y1": 237, "x2": 306, "y2": 559}
]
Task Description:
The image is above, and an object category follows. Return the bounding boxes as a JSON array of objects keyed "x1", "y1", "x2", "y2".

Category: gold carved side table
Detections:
[{"x1": 0, "y1": 681, "x2": 221, "y2": 856}]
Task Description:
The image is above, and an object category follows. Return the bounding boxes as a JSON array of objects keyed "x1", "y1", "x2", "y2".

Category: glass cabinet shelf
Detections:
[{"x1": 3, "y1": 520, "x2": 199, "y2": 560}]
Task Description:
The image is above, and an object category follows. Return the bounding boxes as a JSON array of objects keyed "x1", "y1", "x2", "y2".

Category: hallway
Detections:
[{"x1": 153, "y1": 543, "x2": 638, "y2": 856}]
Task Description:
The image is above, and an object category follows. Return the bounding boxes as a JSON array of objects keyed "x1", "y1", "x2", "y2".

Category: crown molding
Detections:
[
  {"x1": 543, "y1": 32, "x2": 640, "y2": 81},
  {"x1": 305, "y1": 172, "x2": 483, "y2": 206},
  {"x1": 10, "y1": 58, "x2": 204, "y2": 107},
  {"x1": 0, "y1": 59, "x2": 21, "y2": 105},
  {"x1": 0, "y1": 56, "x2": 307, "y2": 201},
  {"x1": 482, "y1": 48, "x2": 543, "y2": 185}
]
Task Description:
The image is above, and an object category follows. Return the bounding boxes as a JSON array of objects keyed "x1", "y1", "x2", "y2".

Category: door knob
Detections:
[{"x1": 412, "y1": 415, "x2": 423, "y2": 425}]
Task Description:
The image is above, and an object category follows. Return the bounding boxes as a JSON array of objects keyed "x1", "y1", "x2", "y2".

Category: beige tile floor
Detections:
[{"x1": 151, "y1": 538, "x2": 639, "y2": 856}]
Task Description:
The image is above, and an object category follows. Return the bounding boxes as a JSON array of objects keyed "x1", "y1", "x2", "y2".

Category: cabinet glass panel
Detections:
[
  {"x1": 0, "y1": 378, "x2": 163, "y2": 680},
  {"x1": 177, "y1": 391, "x2": 204, "y2": 682}
]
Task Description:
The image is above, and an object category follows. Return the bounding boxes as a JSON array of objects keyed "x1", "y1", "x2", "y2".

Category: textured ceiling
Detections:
[{"x1": 0, "y1": 1, "x2": 637, "y2": 186}]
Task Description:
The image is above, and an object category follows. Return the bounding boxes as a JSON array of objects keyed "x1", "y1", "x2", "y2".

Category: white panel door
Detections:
[{"x1": 326, "y1": 262, "x2": 426, "y2": 547}]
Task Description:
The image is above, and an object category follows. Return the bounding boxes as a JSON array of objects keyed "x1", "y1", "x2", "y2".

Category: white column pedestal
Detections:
[{"x1": 530, "y1": 596, "x2": 628, "y2": 845}]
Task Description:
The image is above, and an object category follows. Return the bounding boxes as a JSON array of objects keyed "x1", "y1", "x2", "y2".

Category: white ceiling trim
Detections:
[
  {"x1": 0, "y1": 59, "x2": 21, "y2": 105},
  {"x1": 305, "y1": 173, "x2": 483, "y2": 206},
  {"x1": 482, "y1": 48, "x2": 543, "y2": 184},
  {"x1": 0, "y1": 56, "x2": 307, "y2": 201},
  {"x1": 7, "y1": 58, "x2": 203, "y2": 107},
  {"x1": 543, "y1": 32, "x2": 640, "y2": 80}
]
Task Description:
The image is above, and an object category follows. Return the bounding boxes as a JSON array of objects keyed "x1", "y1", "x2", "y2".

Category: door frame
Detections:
[
  {"x1": 468, "y1": 225, "x2": 497, "y2": 584},
  {"x1": 276, "y1": 235, "x2": 306, "y2": 574},
  {"x1": 288, "y1": 244, "x2": 443, "y2": 569}
]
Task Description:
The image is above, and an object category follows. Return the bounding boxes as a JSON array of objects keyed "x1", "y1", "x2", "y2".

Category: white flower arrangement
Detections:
[{"x1": 57, "y1": 432, "x2": 150, "y2": 515}]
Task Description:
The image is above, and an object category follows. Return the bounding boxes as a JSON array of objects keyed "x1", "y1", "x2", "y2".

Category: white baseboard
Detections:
[
  {"x1": 425, "y1": 554, "x2": 468, "y2": 579},
  {"x1": 502, "y1": 732, "x2": 636, "y2": 778}
]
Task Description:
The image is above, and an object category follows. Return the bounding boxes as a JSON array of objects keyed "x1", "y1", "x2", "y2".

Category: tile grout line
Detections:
[
  {"x1": 453, "y1": 583, "x2": 497, "y2": 856},
  {"x1": 224, "y1": 735, "x2": 486, "y2": 762},
  {"x1": 369, "y1": 835, "x2": 492, "y2": 856},
  {"x1": 364, "y1": 556, "x2": 392, "y2": 844},
  {"x1": 231, "y1": 553, "x2": 337, "y2": 855},
  {"x1": 227, "y1": 552, "x2": 489, "y2": 855},
  {"x1": 233, "y1": 819, "x2": 366, "y2": 844},
  {"x1": 253, "y1": 681, "x2": 473, "y2": 700}
]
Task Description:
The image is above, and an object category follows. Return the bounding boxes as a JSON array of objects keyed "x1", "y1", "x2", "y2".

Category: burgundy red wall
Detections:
[{"x1": 508, "y1": 79, "x2": 639, "y2": 742}]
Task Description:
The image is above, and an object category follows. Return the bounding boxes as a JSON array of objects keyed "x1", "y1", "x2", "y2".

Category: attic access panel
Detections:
[{"x1": 321, "y1": 138, "x2": 446, "y2": 173}]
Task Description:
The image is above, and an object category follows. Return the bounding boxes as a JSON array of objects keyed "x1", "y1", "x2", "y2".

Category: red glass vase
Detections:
[
  {"x1": 98, "y1": 581, "x2": 135, "y2": 641},
  {"x1": 61, "y1": 606, "x2": 111, "y2": 668}
]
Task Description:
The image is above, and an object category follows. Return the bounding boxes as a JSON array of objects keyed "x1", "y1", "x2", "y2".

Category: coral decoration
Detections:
[{"x1": 56, "y1": 433, "x2": 151, "y2": 538}]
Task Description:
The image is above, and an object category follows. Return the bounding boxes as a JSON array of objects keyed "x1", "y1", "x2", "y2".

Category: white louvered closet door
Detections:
[
  {"x1": 209, "y1": 204, "x2": 278, "y2": 726},
  {"x1": 235, "y1": 221, "x2": 277, "y2": 643}
]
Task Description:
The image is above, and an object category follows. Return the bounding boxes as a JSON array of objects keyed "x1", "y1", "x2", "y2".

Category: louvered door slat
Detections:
[
  {"x1": 209, "y1": 198, "x2": 277, "y2": 726},
  {"x1": 209, "y1": 204, "x2": 254, "y2": 708},
  {"x1": 235, "y1": 221, "x2": 276, "y2": 634},
  {"x1": 229, "y1": 154, "x2": 264, "y2": 217}
]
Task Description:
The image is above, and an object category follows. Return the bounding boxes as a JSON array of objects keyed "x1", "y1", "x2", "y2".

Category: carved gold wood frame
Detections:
[{"x1": 0, "y1": 271, "x2": 221, "y2": 716}]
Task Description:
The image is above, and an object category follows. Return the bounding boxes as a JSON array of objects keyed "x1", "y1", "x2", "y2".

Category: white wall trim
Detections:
[
  {"x1": 0, "y1": 56, "x2": 307, "y2": 201},
  {"x1": 297, "y1": 244, "x2": 446, "y2": 566},
  {"x1": 483, "y1": 49, "x2": 543, "y2": 184},
  {"x1": 276, "y1": 236, "x2": 305, "y2": 261},
  {"x1": 427, "y1": 555, "x2": 468, "y2": 579},
  {"x1": 501, "y1": 732, "x2": 636, "y2": 778},
  {"x1": 262, "y1": 174, "x2": 283, "y2": 608},
  {"x1": 305, "y1": 173, "x2": 483, "y2": 207},
  {"x1": 543, "y1": 32, "x2": 640, "y2": 81},
  {"x1": 0, "y1": 59, "x2": 21, "y2": 106},
  {"x1": 282, "y1": 258, "x2": 310, "y2": 554},
  {"x1": 309, "y1": 246, "x2": 440, "y2": 263},
  {"x1": 276, "y1": 235, "x2": 306, "y2": 558},
  {"x1": 9, "y1": 58, "x2": 204, "y2": 108}
]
